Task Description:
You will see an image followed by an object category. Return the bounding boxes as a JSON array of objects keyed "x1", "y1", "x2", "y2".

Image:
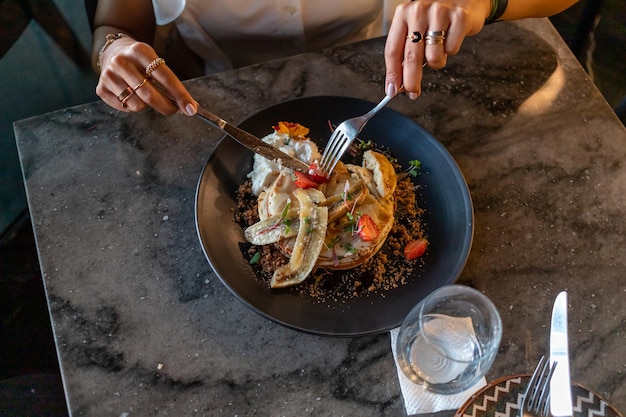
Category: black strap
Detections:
[{"x1": 485, "y1": 0, "x2": 508, "y2": 24}]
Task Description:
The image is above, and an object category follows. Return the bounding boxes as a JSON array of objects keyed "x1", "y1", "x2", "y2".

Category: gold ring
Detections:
[
  {"x1": 133, "y1": 77, "x2": 149, "y2": 91},
  {"x1": 406, "y1": 31, "x2": 423, "y2": 43},
  {"x1": 425, "y1": 36, "x2": 445, "y2": 45},
  {"x1": 117, "y1": 86, "x2": 134, "y2": 102},
  {"x1": 145, "y1": 57, "x2": 165, "y2": 76},
  {"x1": 425, "y1": 30, "x2": 446, "y2": 45},
  {"x1": 121, "y1": 90, "x2": 135, "y2": 107}
]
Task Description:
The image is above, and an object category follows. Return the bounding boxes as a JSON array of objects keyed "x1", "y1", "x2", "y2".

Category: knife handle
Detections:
[{"x1": 194, "y1": 107, "x2": 228, "y2": 130}]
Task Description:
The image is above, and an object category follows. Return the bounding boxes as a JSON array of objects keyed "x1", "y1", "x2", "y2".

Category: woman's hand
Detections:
[
  {"x1": 384, "y1": 0, "x2": 491, "y2": 99},
  {"x1": 96, "y1": 34, "x2": 198, "y2": 116}
]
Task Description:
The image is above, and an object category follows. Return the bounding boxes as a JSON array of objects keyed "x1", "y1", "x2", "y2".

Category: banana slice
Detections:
[
  {"x1": 244, "y1": 207, "x2": 300, "y2": 245},
  {"x1": 270, "y1": 189, "x2": 328, "y2": 288}
]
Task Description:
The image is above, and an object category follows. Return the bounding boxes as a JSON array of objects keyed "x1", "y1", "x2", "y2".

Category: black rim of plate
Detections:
[{"x1": 195, "y1": 95, "x2": 474, "y2": 337}]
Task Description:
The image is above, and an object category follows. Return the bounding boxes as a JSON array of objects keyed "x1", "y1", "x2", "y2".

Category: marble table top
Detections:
[{"x1": 14, "y1": 18, "x2": 626, "y2": 417}]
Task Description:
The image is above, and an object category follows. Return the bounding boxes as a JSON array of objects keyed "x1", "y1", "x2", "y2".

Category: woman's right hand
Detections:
[
  {"x1": 96, "y1": 34, "x2": 198, "y2": 116},
  {"x1": 384, "y1": 0, "x2": 490, "y2": 100}
]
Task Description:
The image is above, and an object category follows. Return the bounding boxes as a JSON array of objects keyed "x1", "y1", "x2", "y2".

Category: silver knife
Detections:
[
  {"x1": 550, "y1": 291, "x2": 574, "y2": 417},
  {"x1": 194, "y1": 107, "x2": 310, "y2": 173}
]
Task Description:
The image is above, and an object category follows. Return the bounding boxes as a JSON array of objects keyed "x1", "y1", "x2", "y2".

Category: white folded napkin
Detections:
[{"x1": 390, "y1": 327, "x2": 486, "y2": 415}]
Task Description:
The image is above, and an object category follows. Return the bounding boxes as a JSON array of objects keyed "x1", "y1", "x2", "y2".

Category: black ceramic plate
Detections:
[
  {"x1": 455, "y1": 375, "x2": 623, "y2": 417},
  {"x1": 195, "y1": 96, "x2": 473, "y2": 336}
]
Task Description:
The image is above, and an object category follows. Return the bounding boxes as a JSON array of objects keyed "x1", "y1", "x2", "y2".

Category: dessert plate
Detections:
[{"x1": 195, "y1": 96, "x2": 474, "y2": 336}]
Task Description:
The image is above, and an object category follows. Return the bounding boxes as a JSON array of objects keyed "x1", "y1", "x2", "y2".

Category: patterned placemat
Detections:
[{"x1": 454, "y1": 375, "x2": 623, "y2": 417}]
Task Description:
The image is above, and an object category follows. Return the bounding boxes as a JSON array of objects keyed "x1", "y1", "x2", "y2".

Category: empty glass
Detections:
[{"x1": 396, "y1": 285, "x2": 502, "y2": 394}]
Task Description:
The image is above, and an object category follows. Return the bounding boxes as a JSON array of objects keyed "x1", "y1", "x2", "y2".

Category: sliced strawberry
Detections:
[
  {"x1": 357, "y1": 214, "x2": 379, "y2": 242},
  {"x1": 293, "y1": 171, "x2": 318, "y2": 189},
  {"x1": 307, "y1": 161, "x2": 329, "y2": 184},
  {"x1": 404, "y1": 238, "x2": 428, "y2": 260}
]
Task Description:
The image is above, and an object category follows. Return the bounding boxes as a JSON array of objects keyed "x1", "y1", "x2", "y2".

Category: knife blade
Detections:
[
  {"x1": 194, "y1": 107, "x2": 310, "y2": 173},
  {"x1": 550, "y1": 291, "x2": 573, "y2": 417}
]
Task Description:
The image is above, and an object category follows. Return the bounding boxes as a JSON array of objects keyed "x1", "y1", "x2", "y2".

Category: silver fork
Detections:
[
  {"x1": 318, "y1": 87, "x2": 404, "y2": 175},
  {"x1": 520, "y1": 356, "x2": 557, "y2": 417}
]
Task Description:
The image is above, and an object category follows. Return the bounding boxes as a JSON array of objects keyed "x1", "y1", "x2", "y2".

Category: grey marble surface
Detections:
[{"x1": 14, "y1": 19, "x2": 626, "y2": 417}]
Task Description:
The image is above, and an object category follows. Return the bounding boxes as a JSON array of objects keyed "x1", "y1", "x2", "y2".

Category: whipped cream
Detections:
[{"x1": 247, "y1": 131, "x2": 321, "y2": 196}]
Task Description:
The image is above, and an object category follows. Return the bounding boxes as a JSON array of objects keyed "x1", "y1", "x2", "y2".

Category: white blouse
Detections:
[{"x1": 152, "y1": 0, "x2": 403, "y2": 74}]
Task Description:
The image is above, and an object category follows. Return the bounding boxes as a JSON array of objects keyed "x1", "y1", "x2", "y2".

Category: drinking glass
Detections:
[{"x1": 396, "y1": 285, "x2": 502, "y2": 394}]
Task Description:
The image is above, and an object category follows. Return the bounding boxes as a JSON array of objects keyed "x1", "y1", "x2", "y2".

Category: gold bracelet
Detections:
[{"x1": 97, "y1": 33, "x2": 128, "y2": 71}]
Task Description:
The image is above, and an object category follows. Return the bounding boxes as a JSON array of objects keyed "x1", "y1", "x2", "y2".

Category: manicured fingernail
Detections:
[
  {"x1": 408, "y1": 92, "x2": 418, "y2": 100},
  {"x1": 185, "y1": 102, "x2": 197, "y2": 116},
  {"x1": 386, "y1": 83, "x2": 397, "y2": 98}
]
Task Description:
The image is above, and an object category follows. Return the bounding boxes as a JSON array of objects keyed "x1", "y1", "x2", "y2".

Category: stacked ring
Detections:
[
  {"x1": 425, "y1": 30, "x2": 446, "y2": 45},
  {"x1": 145, "y1": 57, "x2": 165, "y2": 76},
  {"x1": 117, "y1": 86, "x2": 136, "y2": 108},
  {"x1": 406, "y1": 31, "x2": 423, "y2": 43},
  {"x1": 133, "y1": 77, "x2": 149, "y2": 91},
  {"x1": 117, "y1": 77, "x2": 149, "y2": 109},
  {"x1": 117, "y1": 87, "x2": 134, "y2": 102},
  {"x1": 121, "y1": 94, "x2": 134, "y2": 108}
]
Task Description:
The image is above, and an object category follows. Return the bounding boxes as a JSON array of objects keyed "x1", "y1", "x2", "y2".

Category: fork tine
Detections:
[
  {"x1": 319, "y1": 83, "x2": 423, "y2": 175},
  {"x1": 319, "y1": 88, "x2": 403, "y2": 175},
  {"x1": 319, "y1": 129, "x2": 338, "y2": 169},
  {"x1": 319, "y1": 128, "x2": 343, "y2": 171},
  {"x1": 523, "y1": 356, "x2": 546, "y2": 412},
  {"x1": 540, "y1": 361, "x2": 557, "y2": 415},
  {"x1": 521, "y1": 356, "x2": 557, "y2": 417},
  {"x1": 326, "y1": 133, "x2": 352, "y2": 174},
  {"x1": 540, "y1": 392, "x2": 551, "y2": 417},
  {"x1": 532, "y1": 362, "x2": 551, "y2": 413},
  {"x1": 319, "y1": 129, "x2": 351, "y2": 174}
]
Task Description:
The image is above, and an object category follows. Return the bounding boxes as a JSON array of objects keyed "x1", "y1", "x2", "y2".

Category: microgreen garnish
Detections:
[
  {"x1": 404, "y1": 159, "x2": 422, "y2": 177},
  {"x1": 325, "y1": 236, "x2": 341, "y2": 250},
  {"x1": 326, "y1": 236, "x2": 341, "y2": 267},
  {"x1": 344, "y1": 211, "x2": 357, "y2": 233},
  {"x1": 350, "y1": 211, "x2": 364, "y2": 235},
  {"x1": 341, "y1": 180, "x2": 353, "y2": 211},
  {"x1": 255, "y1": 198, "x2": 291, "y2": 236},
  {"x1": 356, "y1": 139, "x2": 373, "y2": 150},
  {"x1": 249, "y1": 252, "x2": 261, "y2": 264},
  {"x1": 281, "y1": 199, "x2": 291, "y2": 219},
  {"x1": 313, "y1": 274, "x2": 323, "y2": 290},
  {"x1": 344, "y1": 242, "x2": 357, "y2": 254}
]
